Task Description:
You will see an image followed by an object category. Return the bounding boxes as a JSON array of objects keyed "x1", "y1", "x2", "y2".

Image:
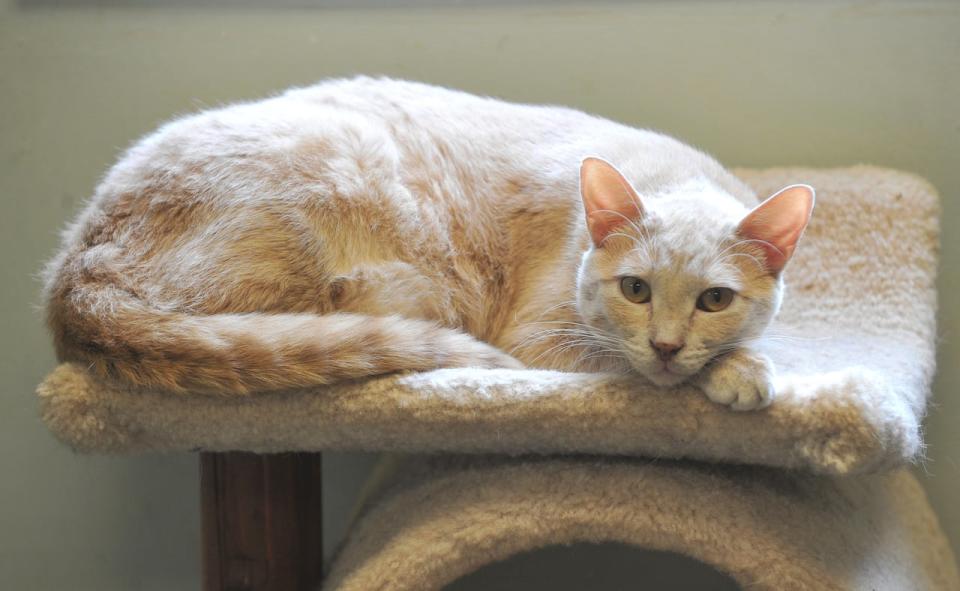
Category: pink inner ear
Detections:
[
  {"x1": 737, "y1": 184, "x2": 815, "y2": 273},
  {"x1": 580, "y1": 157, "x2": 645, "y2": 247}
]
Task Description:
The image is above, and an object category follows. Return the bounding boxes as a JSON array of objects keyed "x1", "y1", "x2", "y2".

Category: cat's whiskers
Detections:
[
  {"x1": 714, "y1": 251, "x2": 765, "y2": 270},
  {"x1": 710, "y1": 332, "x2": 832, "y2": 358},
  {"x1": 527, "y1": 299, "x2": 579, "y2": 323},
  {"x1": 571, "y1": 347, "x2": 631, "y2": 372},
  {"x1": 514, "y1": 330, "x2": 622, "y2": 358},
  {"x1": 513, "y1": 314, "x2": 632, "y2": 368},
  {"x1": 606, "y1": 230, "x2": 655, "y2": 262},
  {"x1": 523, "y1": 332, "x2": 627, "y2": 368},
  {"x1": 714, "y1": 237, "x2": 777, "y2": 260},
  {"x1": 594, "y1": 208, "x2": 651, "y2": 241},
  {"x1": 514, "y1": 318, "x2": 623, "y2": 343},
  {"x1": 731, "y1": 332, "x2": 832, "y2": 345},
  {"x1": 711, "y1": 237, "x2": 784, "y2": 274},
  {"x1": 512, "y1": 331, "x2": 623, "y2": 361},
  {"x1": 517, "y1": 318, "x2": 622, "y2": 339},
  {"x1": 594, "y1": 208, "x2": 654, "y2": 259}
]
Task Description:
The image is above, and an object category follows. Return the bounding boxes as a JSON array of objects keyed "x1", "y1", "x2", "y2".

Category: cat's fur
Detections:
[{"x1": 43, "y1": 77, "x2": 813, "y2": 410}]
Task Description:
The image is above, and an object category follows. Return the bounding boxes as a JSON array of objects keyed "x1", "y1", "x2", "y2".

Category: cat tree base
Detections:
[{"x1": 325, "y1": 455, "x2": 958, "y2": 590}]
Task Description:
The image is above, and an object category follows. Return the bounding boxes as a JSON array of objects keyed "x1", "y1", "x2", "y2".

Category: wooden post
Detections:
[{"x1": 201, "y1": 452, "x2": 324, "y2": 591}]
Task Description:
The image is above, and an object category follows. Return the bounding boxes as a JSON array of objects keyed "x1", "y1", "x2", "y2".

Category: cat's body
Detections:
[{"x1": 44, "y1": 77, "x2": 812, "y2": 409}]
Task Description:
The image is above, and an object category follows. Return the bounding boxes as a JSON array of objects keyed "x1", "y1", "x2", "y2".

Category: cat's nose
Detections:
[{"x1": 650, "y1": 340, "x2": 684, "y2": 361}]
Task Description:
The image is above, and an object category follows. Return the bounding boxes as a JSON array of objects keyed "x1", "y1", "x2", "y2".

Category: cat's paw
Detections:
[{"x1": 696, "y1": 350, "x2": 775, "y2": 411}]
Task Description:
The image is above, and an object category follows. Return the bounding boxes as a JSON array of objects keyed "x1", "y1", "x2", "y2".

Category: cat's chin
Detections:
[{"x1": 640, "y1": 367, "x2": 691, "y2": 388}]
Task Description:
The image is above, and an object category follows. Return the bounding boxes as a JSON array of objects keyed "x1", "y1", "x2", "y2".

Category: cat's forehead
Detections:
[
  {"x1": 593, "y1": 182, "x2": 755, "y2": 286},
  {"x1": 649, "y1": 186, "x2": 747, "y2": 250},
  {"x1": 654, "y1": 186, "x2": 747, "y2": 224},
  {"x1": 604, "y1": 214, "x2": 746, "y2": 288},
  {"x1": 613, "y1": 234, "x2": 744, "y2": 289}
]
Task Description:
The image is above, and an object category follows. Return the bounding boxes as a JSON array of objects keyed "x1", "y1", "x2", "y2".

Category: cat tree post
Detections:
[{"x1": 200, "y1": 452, "x2": 324, "y2": 591}]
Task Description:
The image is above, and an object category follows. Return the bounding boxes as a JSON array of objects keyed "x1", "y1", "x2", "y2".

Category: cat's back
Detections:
[
  {"x1": 68, "y1": 76, "x2": 754, "y2": 262},
  {"x1": 282, "y1": 76, "x2": 620, "y2": 184},
  {"x1": 86, "y1": 77, "x2": 593, "y2": 213},
  {"x1": 303, "y1": 78, "x2": 754, "y2": 199},
  {"x1": 91, "y1": 76, "x2": 749, "y2": 211}
]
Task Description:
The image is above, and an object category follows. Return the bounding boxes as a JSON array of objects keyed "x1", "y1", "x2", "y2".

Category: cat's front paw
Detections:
[{"x1": 696, "y1": 350, "x2": 775, "y2": 411}]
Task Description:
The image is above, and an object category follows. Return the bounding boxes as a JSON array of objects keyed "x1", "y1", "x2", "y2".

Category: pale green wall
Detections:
[{"x1": 1, "y1": 1, "x2": 957, "y2": 588}]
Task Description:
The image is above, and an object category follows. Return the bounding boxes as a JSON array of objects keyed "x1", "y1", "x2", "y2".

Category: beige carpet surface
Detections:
[
  {"x1": 36, "y1": 167, "x2": 940, "y2": 475},
  {"x1": 324, "y1": 456, "x2": 959, "y2": 591}
]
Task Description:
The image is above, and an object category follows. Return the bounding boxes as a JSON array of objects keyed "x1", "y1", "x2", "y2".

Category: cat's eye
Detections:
[
  {"x1": 697, "y1": 287, "x2": 735, "y2": 312},
  {"x1": 619, "y1": 277, "x2": 651, "y2": 303}
]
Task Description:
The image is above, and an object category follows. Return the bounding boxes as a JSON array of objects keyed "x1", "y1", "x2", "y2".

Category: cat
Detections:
[{"x1": 43, "y1": 77, "x2": 813, "y2": 411}]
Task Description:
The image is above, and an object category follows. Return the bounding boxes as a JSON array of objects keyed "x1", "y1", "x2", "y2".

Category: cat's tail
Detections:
[{"x1": 46, "y1": 268, "x2": 521, "y2": 396}]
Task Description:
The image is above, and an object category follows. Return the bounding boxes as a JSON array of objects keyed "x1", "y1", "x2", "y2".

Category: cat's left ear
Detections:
[
  {"x1": 737, "y1": 184, "x2": 815, "y2": 274},
  {"x1": 580, "y1": 157, "x2": 646, "y2": 247}
]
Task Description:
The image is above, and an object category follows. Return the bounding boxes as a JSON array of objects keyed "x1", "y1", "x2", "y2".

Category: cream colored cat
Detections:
[{"x1": 44, "y1": 77, "x2": 813, "y2": 411}]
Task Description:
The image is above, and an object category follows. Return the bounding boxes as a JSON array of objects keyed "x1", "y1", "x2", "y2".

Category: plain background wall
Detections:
[{"x1": 1, "y1": 1, "x2": 957, "y2": 588}]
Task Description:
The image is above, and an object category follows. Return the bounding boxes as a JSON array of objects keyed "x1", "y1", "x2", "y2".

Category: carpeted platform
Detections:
[{"x1": 38, "y1": 167, "x2": 939, "y2": 475}]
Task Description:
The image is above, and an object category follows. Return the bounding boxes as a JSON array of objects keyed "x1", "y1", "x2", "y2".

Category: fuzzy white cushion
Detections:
[{"x1": 36, "y1": 167, "x2": 939, "y2": 475}]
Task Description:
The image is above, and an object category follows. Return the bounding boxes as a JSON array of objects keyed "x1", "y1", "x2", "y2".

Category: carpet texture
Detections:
[
  {"x1": 36, "y1": 167, "x2": 939, "y2": 475},
  {"x1": 324, "y1": 456, "x2": 959, "y2": 591}
]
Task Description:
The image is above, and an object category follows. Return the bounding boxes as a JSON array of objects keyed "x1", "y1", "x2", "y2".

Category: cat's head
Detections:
[{"x1": 575, "y1": 157, "x2": 814, "y2": 386}]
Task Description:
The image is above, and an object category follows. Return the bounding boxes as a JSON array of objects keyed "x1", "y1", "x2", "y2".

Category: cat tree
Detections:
[{"x1": 36, "y1": 167, "x2": 959, "y2": 590}]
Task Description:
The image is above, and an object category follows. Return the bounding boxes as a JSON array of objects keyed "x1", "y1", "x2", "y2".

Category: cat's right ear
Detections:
[{"x1": 580, "y1": 157, "x2": 646, "y2": 247}]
